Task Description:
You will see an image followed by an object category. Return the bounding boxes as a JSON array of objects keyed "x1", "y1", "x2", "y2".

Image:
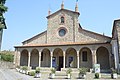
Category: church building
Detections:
[{"x1": 14, "y1": 2, "x2": 120, "y2": 72}]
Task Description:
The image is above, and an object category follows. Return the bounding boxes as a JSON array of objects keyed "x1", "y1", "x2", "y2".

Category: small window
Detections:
[
  {"x1": 41, "y1": 52, "x2": 43, "y2": 61},
  {"x1": 61, "y1": 16, "x2": 64, "y2": 23},
  {"x1": 82, "y1": 51, "x2": 87, "y2": 62}
]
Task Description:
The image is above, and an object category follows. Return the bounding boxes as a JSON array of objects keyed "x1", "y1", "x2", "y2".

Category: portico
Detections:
[{"x1": 15, "y1": 43, "x2": 111, "y2": 71}]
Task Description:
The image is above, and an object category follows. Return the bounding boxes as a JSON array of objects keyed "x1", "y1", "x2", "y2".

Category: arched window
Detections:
[{"x1": 61, "y1": 16, "x2": 64, "y2": 23}]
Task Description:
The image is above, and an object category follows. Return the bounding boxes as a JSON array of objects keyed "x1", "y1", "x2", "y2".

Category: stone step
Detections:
[
  {"x1": 61, "y1": 68, "x2": 79, "y2": 72},
  {"x1": 86, "y1": 72, "x2": 94, "y2": 79},
  {"x1": 40, "y1": 67, "x2": 51, "y2": 72},
  {"x1": 55, "y1": 71, "x2": 67, "y2": 76},
  {"x1": 101, "y1": 69, "x2": 111, "y2": 73},
  {"x1": 54, "y1": 71, "x2": 80, "y2": 79},
  {"x1": 54, "y1": 75, "x2": 67, "y2": 79}
]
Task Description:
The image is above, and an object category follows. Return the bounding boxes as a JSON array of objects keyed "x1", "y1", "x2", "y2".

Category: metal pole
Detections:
[{"x1": 0, "y1": 29, "x2": 3, "y2": 51}]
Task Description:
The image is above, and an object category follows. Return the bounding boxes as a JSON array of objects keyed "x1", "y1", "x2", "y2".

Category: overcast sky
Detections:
[{"x1": 2, "y1": 0, "x2": 120, "y2": 50}]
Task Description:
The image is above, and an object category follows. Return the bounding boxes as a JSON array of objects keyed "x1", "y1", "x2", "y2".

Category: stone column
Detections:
[
  {"x1": 92, "y1": 50, "x2": 97, "y2": 67},
  {"x1": 13, "y1": 50, "x2": 18, "y2": 67},
  {"x1": 50, "y1": 51, "x2": 53, "y2": 68},
  {"x1": 39, "y1": 51, "x2": 41, "y2": 67},
  {"x1": 17, "y1": 51, "x2": 21, "y2": 66},
  {"x1": 63, "y1": 51, "x2": 66, "y2": 68},
  {"x1": 28, "y1": 51, "x2": 31, "y2": 68},
  {"x1": 111, "y1": 40, "x2": 119, "y2": 71},
  {"x1": 77, "y1": 51, "x2": 80, "y2": 68}
]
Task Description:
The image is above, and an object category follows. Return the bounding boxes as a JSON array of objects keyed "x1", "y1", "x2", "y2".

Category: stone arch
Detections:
[
  {"x1": 79, "y1": 47, "x2": 92, "y2": 68},
  {"x1": 96, "y1": 46, "x2": 110, "y2": 69},
  {"x1": 66, "y1": 48, "x2": 77, "y2": 68},
  {"x1": 20, "y1": 49, "x2": 28, "y2": 66},
  {"x1": 41, "y1": 48, "x2": 50, "y2": 67},
  {"x1": 30, "y1": 49, "x2": 39, "y2": 69},
  {"x1": 53, "y1": 48, "x2": 63, "y2": 70}
]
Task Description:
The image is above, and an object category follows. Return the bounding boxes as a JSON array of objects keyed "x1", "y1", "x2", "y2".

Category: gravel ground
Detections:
[
  {"x1": 0, "y1": 69, "x2": 120, "y2": 80},
  {"x1": 0, "y1": 69, "x2": 40, "y2": 80}
]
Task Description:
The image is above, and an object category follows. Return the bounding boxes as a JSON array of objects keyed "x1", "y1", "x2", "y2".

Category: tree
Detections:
[{"x1": 0, "y1": 0, "x2": 8, "y2": 50}]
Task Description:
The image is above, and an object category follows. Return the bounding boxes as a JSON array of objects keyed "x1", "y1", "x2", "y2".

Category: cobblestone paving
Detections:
[{"x1": 0, "y1": 69, "x2": 120, "y2": 80}]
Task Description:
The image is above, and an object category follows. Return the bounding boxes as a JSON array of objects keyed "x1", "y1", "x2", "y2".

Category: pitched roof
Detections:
[
  {"x1": 78, "y1": 23, "x2": 111, "y2": 40},
  {"x1": 46, "y1": 9, "x2": 80, "y2": 19},
  {"x1": 81, "y1": 28, "x2": 111, "y2": 39},
  {"x1": 22, "y1": 30, "x2": 47, "y2": 44}
]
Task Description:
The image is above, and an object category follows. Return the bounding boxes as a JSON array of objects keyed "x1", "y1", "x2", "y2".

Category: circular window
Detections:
[{"x1": 59, "y1": 28, "x2": 66, "y2": 37}]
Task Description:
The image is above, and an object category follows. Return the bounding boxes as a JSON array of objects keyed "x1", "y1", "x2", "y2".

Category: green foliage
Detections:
[
  {"x1": 51, "y1": 68, "x2": 56, "y2": 74},
  {"x1": 21, "y1": 66, "x2": 28, "y2": 71},
  {"x1": 0, "y1": 4, "x2": 8, "y2": 13},
  {"x1": 0, "y1": 24, "x2": 5, "y2": 29},
  {"x1": 0, "y1": 0, "x2": 8, "y2": 13},
  {"x1": 66, "y1": 68, "x2": 72, "y2": 74},
  {"x1": 35, "y1": 67, "x2": 40, "y2": 73},
  {"x1": 0, "y1": 52, "x2": 14, "y2": 62},
  {"x1": 0, "y1": 0, "x2": 6, "y2": 4},
  {"x1": 95, "y1": 73, "x2": 99, "y2": 79},
  {"x1": 0, "y1": 0, "x2": 8, "y2": 29},
  {"x1": 78, "y1": 67, "x2": 88, "y2": 74},
  {"x1": 16, "y1": 65, "x2": 20, "y2": 69},
  {"x1": 29, "y1": 71, "x2": 35, "y2": 76}
]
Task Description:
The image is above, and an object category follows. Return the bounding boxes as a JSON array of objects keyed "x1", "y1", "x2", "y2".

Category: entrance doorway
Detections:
[{"x1": 58, "y1": 56, "x2": 63, "y2": 71}]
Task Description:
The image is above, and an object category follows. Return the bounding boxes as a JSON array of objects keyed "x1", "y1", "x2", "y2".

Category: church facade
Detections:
[{"x1": 14, "y1": 3, "x2": 120, "y2": 72}]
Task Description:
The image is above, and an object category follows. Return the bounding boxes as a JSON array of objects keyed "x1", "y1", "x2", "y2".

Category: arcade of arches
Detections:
[{"x1": 19, "y1": 46, "x2": 110, "y2": 70}]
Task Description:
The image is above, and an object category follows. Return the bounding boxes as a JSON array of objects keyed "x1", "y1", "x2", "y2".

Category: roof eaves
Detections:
[{"x1": 14, "y1": 42, "x2": 110, "y2": 48}]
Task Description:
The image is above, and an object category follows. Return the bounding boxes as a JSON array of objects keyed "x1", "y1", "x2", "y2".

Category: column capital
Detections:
[
  {"x1": 92, "y1": 49, "x2": 96, "y2": 55},
  {"x1": 50, "y1": 51, "x2": 53, "y2": 57},
  {"x1": 28, "y1": 51, "x2": 31, "y2": 57},
  {"x1": 63, "y1": 51, "x2": 66, "y2": 56},
  {"x1": 77, "y1": 51, "x2": 79, "y2": 56},
  {"x1": 39, "y1": 51, "x2": 41, "y2": 56}
]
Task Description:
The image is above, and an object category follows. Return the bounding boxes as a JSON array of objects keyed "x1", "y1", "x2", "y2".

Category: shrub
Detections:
[
  {"x1": 29, "y1": 71, "x2": 35, "y2": 76},
  {"x1": 21, "y1": 66, "x2": 28, "y2": 71},
  {"x1": 95, "y1": 73, "x2": 99, "y2": 79},
  {"x1": 35, "y1": 67, "x2": 40, "y2": 73},
  {"x1": 16, "y1": 65, "x2": 20, "y2": 69},
  {"x1": 66, "y1": 68, "x2": 72, "y2": 74},
  {"x1": 51, "y1": 68, "x2": 56, "y2": 74},
  {"x1": 0, "y1": 52, "x2": 14, "y2": 62},
  {"x1": 78, "y1": 67, "x2": 88, "y2": 74}
]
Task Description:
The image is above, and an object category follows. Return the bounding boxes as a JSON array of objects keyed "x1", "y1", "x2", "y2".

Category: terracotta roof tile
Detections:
[{"x1": 15, "y1": 41, "x2": 110, "y2": 48}]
